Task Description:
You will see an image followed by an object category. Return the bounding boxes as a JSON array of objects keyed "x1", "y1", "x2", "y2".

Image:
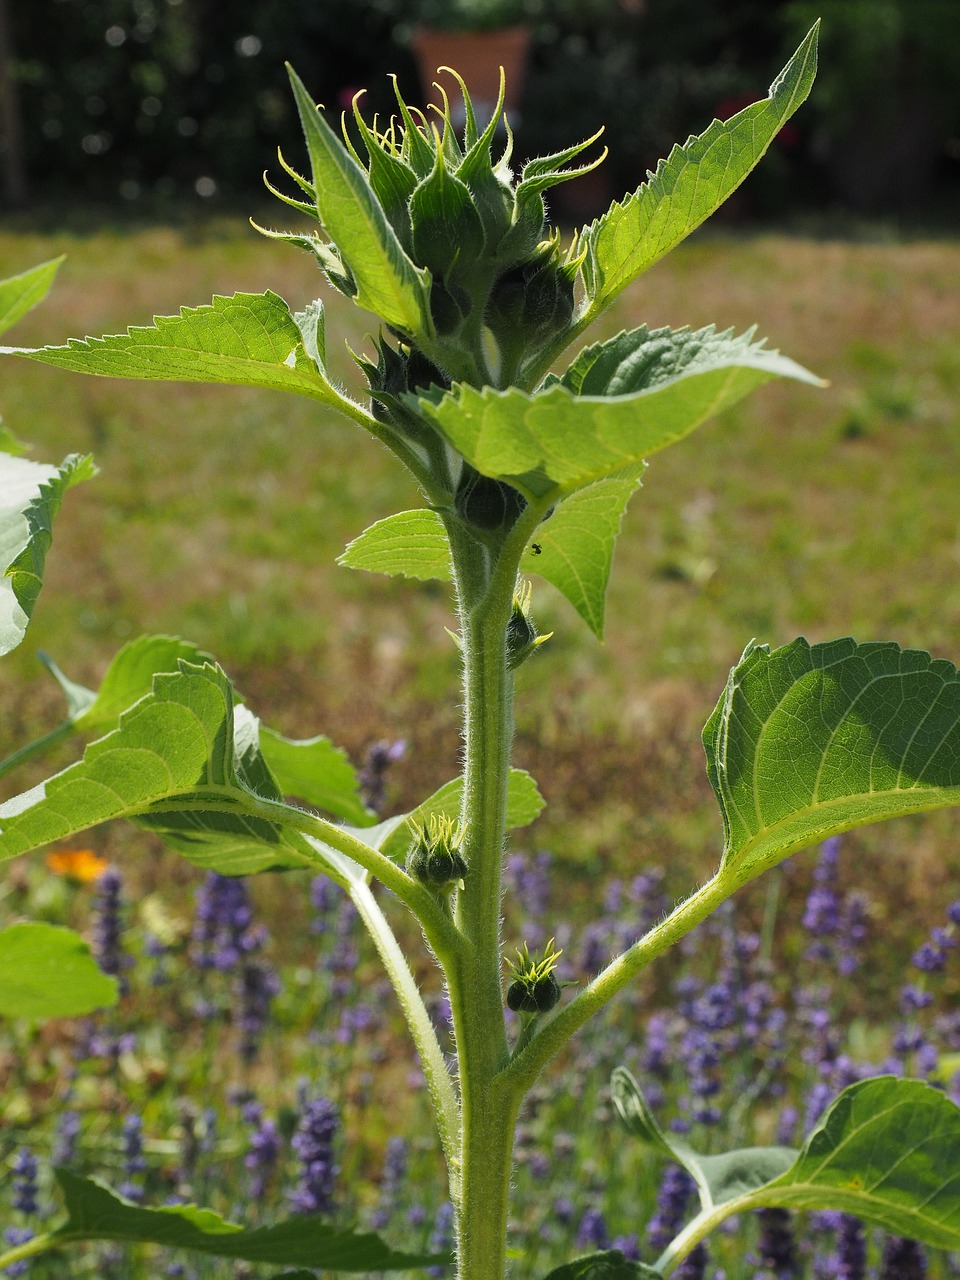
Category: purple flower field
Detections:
[{"x1": 2, "y1": 815, "x2": 958, "y2": 1279}]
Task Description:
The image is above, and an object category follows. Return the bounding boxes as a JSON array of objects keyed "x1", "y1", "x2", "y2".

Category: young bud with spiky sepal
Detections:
[
  {"x1": 506, "y1": 579, "x2": 552, "y2": 670},
  {"x1": 506, "y1": 938, "x2": 564, "y2": 1015},
  {"x1": 406, "y1": 815, "x2": 467, "y2": 898}
]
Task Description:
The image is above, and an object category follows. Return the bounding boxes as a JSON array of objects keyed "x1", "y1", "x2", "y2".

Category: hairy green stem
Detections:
[
  {"x1": 441, "y1": 501, "x2": 549, "y2": 1280},
  {"x1": 348, "y1": 876, "x2": 461, "y2": 1193},
  {"x1": 0, "y1": 1232, "x2": 55, "y2": 1272}
]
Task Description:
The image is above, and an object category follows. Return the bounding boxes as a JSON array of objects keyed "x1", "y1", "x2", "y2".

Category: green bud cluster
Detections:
[
  {"x1": 264, "y1": 68, "x2": 605, "y2": 406},
  {"x1": 505, "y1": 938, "x2": 563, "y2": 1015},
  {"x1": 406, "y1": 815, "x2": 467, "y2": 892}
]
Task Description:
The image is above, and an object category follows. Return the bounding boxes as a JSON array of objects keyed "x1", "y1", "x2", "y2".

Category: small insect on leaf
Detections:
[{"x1": 531, "y1": 543, "x2": 542, "y2": 555}]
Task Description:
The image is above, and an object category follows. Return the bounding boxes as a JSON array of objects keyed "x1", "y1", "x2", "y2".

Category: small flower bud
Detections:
[
  {"x1": 406, "y1": 816, "x2": 467, "y2": 891},
  {"x1": 506, "y1": 939, "x2": 564, "y2": 1016},
  {"x1": 506, "y1": 580, "x2": 551, "y2": 670}
]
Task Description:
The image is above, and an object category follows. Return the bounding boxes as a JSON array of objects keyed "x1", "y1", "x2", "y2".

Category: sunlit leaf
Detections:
[
  {"x1": 0, "y1": 661, "x2": 316, "y2": 875},
  {"x1": 0, "y1": 923, "x2": 118, "y2": 1019},
  {"x1": 752, "y1": 1078, "x2": 960, "y2": 1248},
  {"x1": 0, "y1": 452, "x2": 96, "y2": 656},
  {"x1": 0, "y1": 257, "x2": 64, "y2": 337},
  {"x1": 414, "y1": 326, "x2": 819, "y2": 501},
  {"x1": 51, "y1": 1170, "x2": 448, "y2": 1271},
  {"x1": 2, "y1": 291, "x2": 349, "y2": 411},
  {"x1": 519, "y1": 465, "x2": 645, "y2": 639},
  {"x1": 287, "y1": 67, "x2": 431, "y2": 336},
  {"x1": 578, "y1": 25, "x2": 818, "y2": 321},
  {"x1": 338, "y1": 509, "x2": 453, "y2": 582},
  {"x1": 703, "y1": 637, "x2": 960, "y2": 884}
]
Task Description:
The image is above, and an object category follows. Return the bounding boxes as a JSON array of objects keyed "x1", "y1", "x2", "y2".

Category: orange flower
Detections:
[{"x1": 45, "y1": 848, "x2": 110, "y2": 884}]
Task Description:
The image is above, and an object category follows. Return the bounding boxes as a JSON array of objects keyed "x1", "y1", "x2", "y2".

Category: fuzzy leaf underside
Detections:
[
  {"x1": 578, "y1": 24, "x2": 818, "y2": 317},
  {"x1": 338, "y1": 509, "x2": 454, "y2": 581},
  {"x1": 287, "y1": 67, "x2": 431, "y2": 335},
  {"x1": 0, "y1": 257, "x2": 64, "y2": 337},
  {"x1": 1, "y1": 291, "x2": 347, "y2": 409},
  {"x1": 0, "y1": 923, "x2": 118, "y2": 1019},
  {"x1": 0, "y1": 451, "x2": 96, "y2": 656},
  {"x1": 414, "y1": 326, "x2": 819, "y2": 499},
  {"x1": 703, "y1": 637, "x2": 960, "y2": 883},
  {"x1": 519, "y1": 465, "x2": 645, "y2": 638},
  {"x1": 0, "y1": 661, "x2": 316, "y2": 875},
  {"x1": 52, "y1": 1170, "x2": 448, "y2": 1270}
]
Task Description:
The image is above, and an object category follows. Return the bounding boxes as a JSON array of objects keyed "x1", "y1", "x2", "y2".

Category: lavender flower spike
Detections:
[{"x1": 290, "y1": 1095, "x2": 340, "y2": 1215}]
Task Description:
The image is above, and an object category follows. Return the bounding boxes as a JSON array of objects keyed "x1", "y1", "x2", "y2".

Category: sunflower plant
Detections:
[{"x1": 2, "y1": 23, "x2": 960, "y2": 1280}]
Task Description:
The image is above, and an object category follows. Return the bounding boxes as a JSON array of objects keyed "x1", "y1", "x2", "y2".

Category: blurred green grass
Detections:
[{"x1": 2, "y1": 220, "x2": 959, "y2": 923}]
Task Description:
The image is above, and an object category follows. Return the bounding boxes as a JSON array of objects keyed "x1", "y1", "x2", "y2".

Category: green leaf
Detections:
[
  {"x1": 540, "y1": 1254, "x2": 661, "y2": 1280},
  {"x1": 42, "y1": 634, "x2": 213, "y2": 733},
  {"x1": 51, "y1": 1170, "x2": 448, "y2": 1271},
  {"x1": 287, "y1": 66, "x2": 431, "y2": 336},
  {"x1": 414, "y1": 325, "x2": 820, "y2": 500},
  {"x1": 578, "y1": 25, "x2": 818, "y2": 320},
  {"x1": 612, "y1": 1067, "x2": 796, "y2": 1211},
  {"x1": 0, "y1": 257, "x2": 64, "y2": 337},
  {"x1": 259, "y1": 726, "x2": 373, "y2": 826},
  {"x1": 1, "y1": 451, "x2": 96, "y2": 656},
  {"x1": 0, "y1": 923, "x2": 118, "y2": 1019},
  {"x1": 750, "y1": 1078, "x2": 960, "y2": 1249},
  {"x1": 703, "y1": 637, "x2": 960, "y2": 885},
  {"x1": 2, "y1": 291, "x2": 348, "y2": 411},
  {"x1": 0, "y1": 661, "x2": 317, "y2": 876},
  {"x1": 338, "y1": 509, "x2": 453, "y2": 582},
  {"x1": 519, "y1": 465, "x2": 645, "y2": 639},
  {"x1": 614, "y1": 1073, "x2": 960, "y2": 1263},
  {"x1": 377, "y1": 768, "x2": 545, "y2": 860}
]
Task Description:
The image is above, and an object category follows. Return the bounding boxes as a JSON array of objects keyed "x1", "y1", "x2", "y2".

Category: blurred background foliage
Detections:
[{"x1": 1, "y1": 0, "x2": 959, "y2": 221}]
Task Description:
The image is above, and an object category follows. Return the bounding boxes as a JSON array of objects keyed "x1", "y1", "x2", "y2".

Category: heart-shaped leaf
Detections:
[
  {"x1": 414, "y1": 326, "x2": 819, "y2": 501},
  {"x1": 50, "y1": 1170, "x2": 449, "y2": 1270},
  {"x1": 0, "y1": 923, "x2": 118, "y2": 1020},
  {"x1": 0, "y1": 257, "x2": 64, "y2": 337},
  {"x1": 2, "y1": 291, "x2": 350, "y2": 412},
  {"x1": 1, "y1": 451, "x2": 96, "y2": 656},
  {"x1": 704, "y1": 637, "x2": 960, "y2": 884},
  {"x1": 578, "y1": 25, "x2": 818, "y2": 322}
]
